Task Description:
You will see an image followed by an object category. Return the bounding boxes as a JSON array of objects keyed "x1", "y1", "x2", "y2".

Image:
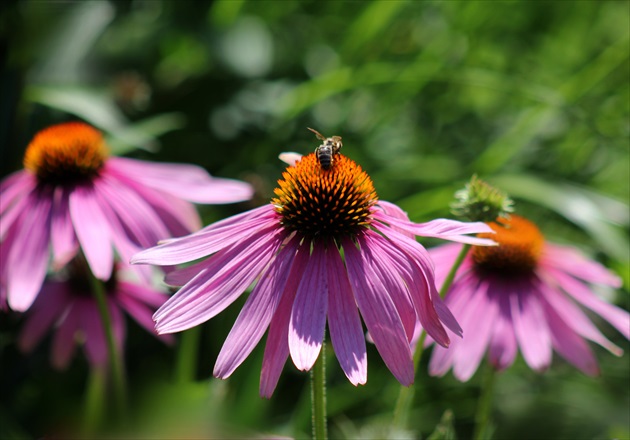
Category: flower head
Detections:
[
  {"x1": 18, "y1": 259, "x2": 173, "y2": 370},
  {"x1": 0, "y1": 122, "x2": 253, "y2": 311},
  {"x1": 132, "y1": 144, "x2": 495, "y2": 397},
  {"x1": 427, "y1": 214, "x2": 628, "y2": 381}
]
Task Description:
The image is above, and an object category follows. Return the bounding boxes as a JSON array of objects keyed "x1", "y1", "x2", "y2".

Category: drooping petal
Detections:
[
  {"x1": 360, "y1": 231, "x2": 416, "y2": 341},
  {"x1": 0, "y1": 175, "x2": 37, "y2": 240},
  {"x1": 487, "y1": 285, "x2": 518, "y2": 371},
  {"x1": 542, "y1": 300, "x2": 600, "y2": 376},
  {"x1": 79, "y1": 299, "x2": 111, "y2": 367},
  {"x1": 107, "y1": 157, "x2": 253, "y2": 204},
  {"x1": 278, "y1": 152, "x2": 303, "y2": 166},
  {"x1": 131, "y1": 209, "x2": 277, "y2": 266},
  {"x1": 18, "y1": 282, "x2": 70, "y2": 353},
  {"x1": 115, "y1": 282, "x2": 173, "y2": 344},
  {"x1": 214, "y1": 236, "x2": 300, "y2": 378},
  {"x1": 260, "y1": 241, "x2": 311, "y2": 398},
  {"x1": 543, "y1": 243, "x2": 622, "y2": 287},
  {"x1": 374, "y1": 212, "x2": 496, "y2": 246},
  {"x1": 511, "y1": 283, "x2": 552, "y2": 371},
  {"x1": 6, "y1": 190, "x2": 52, "y2": 311},
  {"x1": 327, "y1": 244, "x2": 367, "y2": 386},
  {"x1": 154, "y1": 227, "x2": 286, "y2": 334},
  {"x1": 452, "y1": 280, "x2": 498, "y2": 381},
  {"x1": 289, "y1": 242, "x2": 329, "y2": 371},
  {"x1": 50, "y1": 187, "x2": 78, "y2": 269},
  {"x1": 69, "y1": 184, "x2": 113, "y2": 280},
  {"x1": 343, "y1": 237, "x2": 414, "y2": 386},
  {"x1": 547, "y1": 267, "x2": 630, "y2": 340},
  {"x1": 536, "y1": 277, "x2": 623, "y2": 355}
]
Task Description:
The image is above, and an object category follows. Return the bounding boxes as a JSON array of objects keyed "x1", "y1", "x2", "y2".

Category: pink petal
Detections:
[
  {"x1": 154, "y1": 228, "x2": 285, "y2": 334},
  {"x1": 547, "y1": 267, "x2": 630, "y2": 340},
  {"x1": 543, "y1": 243, "x2": 622, "y2": 287},
  {"x1": 131, "y1": 210, "x2": 277, "y2": 266},
  {"x1": 50, "y1": 187, "x2": 78, "y2": 269},
  {"x1": 1, "y1": 174, "x2": 37, "y2": 240},
  {"x1": 374, "y1": 212, "x2": 496, "y2": 246},
  {"x1": 511, "y1": 284, "x2": 552, "y2": 371},
  {"x1": 107, "y1": 157, "x2": 253, "y2": 204},
  {"x1": 115, "y1": 283, "x2": 173, "y2": 344},
  {"x1": 343, "y1": 237, "x2": 414, "y2": 386},
  {"x1": 289, "y1": 242, "x2": 328, "y2": 371},
  {"x1": 542, "y1": 300, "x2": 600, "y2": 375},
  {"x1": 214, "y1": 236, "x2": 300, "y2": 378},
  {"x1": 452, "y1": 280, "x2": 498, "y2": 381},
  {"x1": 488, "y1": 285, "x2": 518, "y2": 371},
  {"x1": 536, "y1": 277, "x2": 623, "y2": 355},
  {"x1": 326, "y1": 244, "x2": 367, "y2": 386},
  {"x1": 259, "y1": 241, "x2": 311, "y2": 398},
  {"x1": 278, "y1": 152, "x2": 303, "y2": 166},
  {"x1": 69, "y1": 184, "x2": 113, "y2": 280},
  {"x1": 6, "y1": 190, "x2": 52, "y2": 311},
  {"x1": 18, "y1": 282, "x2": 70, "y2": 353},
  {"x1": 79, "y1": 299, "x2": 110, "y2": 367}
]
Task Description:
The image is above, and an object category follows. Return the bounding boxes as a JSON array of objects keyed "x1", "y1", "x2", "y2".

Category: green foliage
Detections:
[{"x1": 1, "y1": 1, "x2": 628, "y2": 439}]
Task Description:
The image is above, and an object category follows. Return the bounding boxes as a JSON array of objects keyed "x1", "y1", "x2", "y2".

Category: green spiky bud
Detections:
[{"x1": 451, "y1": 175, "x2": 514, "y2": 222}]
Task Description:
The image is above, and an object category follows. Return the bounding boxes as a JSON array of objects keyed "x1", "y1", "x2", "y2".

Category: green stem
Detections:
[
  {"x1": 311, "y1": 341, "x2": 327, "y2": 440},
  {"x1": 473, "y1": 366, "x2": 497, "y2": 440},
  {"x1": 391, "y1": 243, "x2": 472, "y2": 432},
  {"x1": 175, "y1": 327, "x2": 201, "y2": 384},
  {"x1": 89, "y1": 273, "x2": 128, "y2": 419},
  {"x1": 82, "y1": 365, "x2": 106, "y2": 435}
]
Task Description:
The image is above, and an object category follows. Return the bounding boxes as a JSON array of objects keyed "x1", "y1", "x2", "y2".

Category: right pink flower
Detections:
[{"x1": 427, "y1": 214, "x2": 629, "y2": 381}]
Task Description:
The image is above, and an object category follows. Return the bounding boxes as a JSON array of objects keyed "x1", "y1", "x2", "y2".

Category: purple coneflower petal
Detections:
[
  {"x1": 488, "y1": 289, "x2": 518, "y2": 371},
  {"x1": 107, "y1": 157, "x2": 253, "y2": 204},
  {"x1": 69, "y1": 185, "x2": 113, "y2": 280},
  {"x1": 115, "y1": 282, "x2": 173, "y2": 343},
  {"x1": 260, "y1": 241, "x2": 311, "y2": 398},
  {"x1": 18, "y1": 282, "x2": 69, "y2": 353},
  {"x1": 278, "y1": 152, "x2": 303, "y2": 166},
  {"x1": 1, "y1": 177, "x2": 36, "y2": 240},
  {"x1": 131, "y1": 208, "x2": 276, "y2": 266},
  {"x1": 543, "y1": 300, "x2": 599, "y2": 375},
  {"x1": 327, "y1": 244, "x2": 367, "y2": 386},
  {"x1": 289, "y1": 242, "x2": 329, "y2": 371},
  {"x1": 154, "y1": 227, "x2": 285, "y2": 334},
  {"x1": 343, "y1": 237, "x2": 414, "y2": 386},
  {"x1": 80, "y1": 299, "x2": 112, "y2": 367},
  {"x1": 375, "y1": 213, "x2": 496, "y2": 246},
  {"x1": 0, "y1": 171, "x2": 34, "y2": 216},
  {"x1": 537, "y1": 278, "x2": 623, "y2": 355},
  {"x1": 511, "y1": 285, "x2": 552, "y2": 371},
  {"x1": 452, "y1": 281, "x2": 498, "y2": 381},
  {"x1": 50, "y1": 187, "x2": 78, "y2": 269},
  {"x1": 6, "y1": 191, "x2": 52, "y2": 311},
  {"x1": 214, "y1": 237, "x2": 300, "y2": 378},
  {"x1": 543, "y1": 244, "x2": 622, "y2": 287},
  {"x1": 547, "y1": 267, "x2": 630, "y2": 339}
]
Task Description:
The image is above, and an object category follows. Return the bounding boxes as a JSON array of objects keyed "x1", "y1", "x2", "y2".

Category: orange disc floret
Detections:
[
  {"x1": 272, "y1": 153, "x2": 378, "y2": 239},
  {"x1": 23, "y1": 122, "x2": 108, "y2": 184},
  {"x1": 472, "y1": 215, "x2": 545, "y2": 274}
]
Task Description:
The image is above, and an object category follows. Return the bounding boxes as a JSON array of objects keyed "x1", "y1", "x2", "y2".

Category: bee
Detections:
[{"x1": 308, "y1": 127, "x2": 342, "y2": 170}]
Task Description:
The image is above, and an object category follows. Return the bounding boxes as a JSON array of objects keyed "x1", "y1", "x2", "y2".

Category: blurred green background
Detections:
[{"x1": 1, "y1": 1, "x2": 628, "y2": 438}]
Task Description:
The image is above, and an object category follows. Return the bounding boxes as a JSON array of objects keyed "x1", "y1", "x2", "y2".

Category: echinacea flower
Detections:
[
  {"x1": 0, "y1": 122, "x2": 253, "y2": 312},
  {"x1": 428, "y1": 214, "x2": 629, "y2": 381},
  {"x1": 132, "y1": 148, "x2": 495, "y2": 397},
  {"x1": 18, "y1": 259, "x2": 173, "y2": 369}
]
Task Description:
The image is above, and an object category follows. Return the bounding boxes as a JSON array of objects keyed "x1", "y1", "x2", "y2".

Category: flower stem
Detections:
[
  {"x1": 439, "y1": 244, "x2": 470, "y2": 299},
  {"x1": 82, "y1": 365, "x2": 106, "y2": 435},
  {"x1": 89, "y1": 273, "x2": 128, "y2": 420},
  {"x1": 175, "y1": 326, "x2": 200, "y2": 384},
  {"x1": 311, "y1": 341, "x2": 327, "y2": 440},
  {"x1": 473, "y1": 365, "x2": 497, "y2": 440},
  {"x1": 391, "y1": 244, "x2": 471, "y2": 433}
]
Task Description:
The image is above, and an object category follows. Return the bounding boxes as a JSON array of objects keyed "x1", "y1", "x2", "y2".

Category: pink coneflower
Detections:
[
  {"x1": 132, "y1": 149, "x2": 495, "y2": 397},
  {"x1": 0, "y1": 122, "x2": 252, "y2": 312},
  {"x1": 18, "y1": 259, "x2": 173, "y2": 369},
  {"x1": 428, "y1": 214, "x2": 629, "y2": 381}
]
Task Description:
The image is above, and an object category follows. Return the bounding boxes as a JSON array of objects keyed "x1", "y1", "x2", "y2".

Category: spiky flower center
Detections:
[
  {"x1": 472, "y1": 215, "x2": 544, "y2": 274},
  {"x1": 272, "y1": 153, "x2": 378, "y2": 239},
  {"x1": 23, "y1": 122, "x2": 108, "y2": 184}
]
